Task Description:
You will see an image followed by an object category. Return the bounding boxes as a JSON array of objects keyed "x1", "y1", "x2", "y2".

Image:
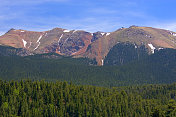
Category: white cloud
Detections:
[
  {"x1": 152, "y1": 22, "x2": 176, "y2": 32},
  {"x1": 160, "y1": 23, "x2": 176, "y2": 32},
  {"x1": 0, "y1": 0, "x2": 175, "y2": 34},
  {"x1": 0, "y1": 0, "x2": 69, "y2": 8},
  {"x1": 0, "y1": 32, "x2": 5, "y2": 36},
  {"x1": 51, "y1": 17, "x2": 126, "y2": 32},
  {"x1": 3, "y1": 16, "x2": 123, "y2": 33},
  {"x1": 88, "y1": 8, "x2": 119, "y2": 14}
]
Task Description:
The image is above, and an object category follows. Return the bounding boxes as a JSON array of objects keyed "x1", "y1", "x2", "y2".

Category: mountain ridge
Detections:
[{"x1": 0, "y1": 26, "x2": 176, "y2": 65}]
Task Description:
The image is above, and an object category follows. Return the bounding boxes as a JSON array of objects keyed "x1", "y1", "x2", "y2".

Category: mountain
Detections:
[
  {"x1": 104, "y1": 42, "x2": 149, "y2": 66},
  {"x1": 0, "y1": 28, "x2": 94, "y2": 56},
  {"x1": 1, "y1": 26, "x2": 176, "y2": 117},
  {"x1": 0, "y1": 26, "x2": 176, "y2": 65},
  {"x1": 82, "y1": 26, "x2": 176, "y2": 65}
]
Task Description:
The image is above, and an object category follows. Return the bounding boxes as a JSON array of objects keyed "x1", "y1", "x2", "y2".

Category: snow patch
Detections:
[
  {"x1": 64, "y1": 37, "x2": 69, "y2": 43},
  {"x1": 72, "y1": 51, "x2": 78, "y2": 55},
  {"x1": 170, "y1": 32, "x2": 176, "y2": 36},
  {"x1": 34, "y1": 42, "x2": 40, "y2": 51},
  {"x1": 63, "y1": 30, "x2": 70, "y2": 33},
  {"x1": 21, "y1": 31, "x2": 25, "y2": 32},
  {"x1": 158, "y1": 48, "x2": 163, "y2": 50},
  {"x1": 34, "y1": 35, "x2": 43, "y2": 50},
  {"x1": 63, "y1": 30, "x2": 76, "y2": 45},
  {"x1": 72, "y1": 30, "x2": 77, "y2": 33},
  {"x1": 101, "y1": 59, "x2": 104, "y2": 66},
  {"x1": 37, "y1": 35, "x2": 43, "y2": 43},
  {"x1": 146, "y1": 35, "x2": 151, "y2": 38},
  {"x1": 22, "y1": 39, "x2": 27, "y2": 48},
  {"x1": 106, "y1": 33, "x2": 110, "y2": 36},
  {"x1": 101, "y1": 33, "x2": 105, "y2": 36},
  {"x1": 148, "y1": 43, "x2": 156, "y2": 54},
  {"x1": 58, "y1": 34, "x2": 63, "y2": 44}
]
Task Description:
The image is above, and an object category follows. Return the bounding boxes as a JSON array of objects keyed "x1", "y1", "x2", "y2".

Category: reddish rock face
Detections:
[
  {"x1": 0, "y1": 29, "x2": 44, "y2": 52},
  {"x1": 0, "y1": 28, "x2": 94, "y2": 56},
  {"x1": 43, "y1": 30, "x2": 93, "y2": 56},
  {"x1": 0, "y1": 26, "x2": 176, "y2": 65}
]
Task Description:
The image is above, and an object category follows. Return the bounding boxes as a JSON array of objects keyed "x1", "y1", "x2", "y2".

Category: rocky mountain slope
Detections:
[
  {"x1": 82, "y1": 26, "x2": 176, "y2": 65},
  {"x1": 0, "y1": 26, "x2": 176, "y2": 65}
]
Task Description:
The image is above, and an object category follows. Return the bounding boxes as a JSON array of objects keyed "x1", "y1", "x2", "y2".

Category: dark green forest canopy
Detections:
[
  {"x1": 0, "y1": 44, "x2": 176, "y2": 87},
  {"x1": 0, "y1": 45, "x2": 176, "y2": 116},
  {"x1": 0, "y1": 47, "x2": 176, "y2": 87},
  {"x1": 0, "y1": 80, "x2": 176, "y2": 117}
]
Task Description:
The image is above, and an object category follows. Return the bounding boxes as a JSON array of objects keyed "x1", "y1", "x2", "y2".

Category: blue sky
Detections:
[{"x1": 0, "y1": 0, "x2": 176, "y2": 35}]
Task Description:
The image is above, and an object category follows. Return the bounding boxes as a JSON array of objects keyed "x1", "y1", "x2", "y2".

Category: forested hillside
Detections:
[
  {"x1": 0, "y1": 80, "x2": 176, "y2": 117},
  {"x1": 0, "y1": 45, "x2": 31, "y2": 56},
  {"x1": 104, "y1": 43, "x2": 148, "y2": 65},
  {"x1": 0, "y1": 47, "x2": 176, "y2": 87}
]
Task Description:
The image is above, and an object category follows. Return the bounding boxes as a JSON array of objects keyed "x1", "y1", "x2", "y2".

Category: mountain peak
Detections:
[
  {"x1": 6, "y1": 28, "x2": 16, "y2": 33},
  {"x1": 129, "y1": 25, "x2": 139, "y2": 28}
]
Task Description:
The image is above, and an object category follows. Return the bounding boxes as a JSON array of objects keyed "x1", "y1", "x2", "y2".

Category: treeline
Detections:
[
  {"x1": 0, "y1": 45, "x2": 176, "y2": 87},
  {"x1": 0, "y1": 45, "x2": 30, "y2": 56},
  {"x1": 104, "y1": 43, "x2": 148, "y2": 66},
  {"x1": 0, "y1": 48, "x2": 176, "y2": 87},
  {"x1": 0, "y1": 80, "x2": 176, "y2": 116}
]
